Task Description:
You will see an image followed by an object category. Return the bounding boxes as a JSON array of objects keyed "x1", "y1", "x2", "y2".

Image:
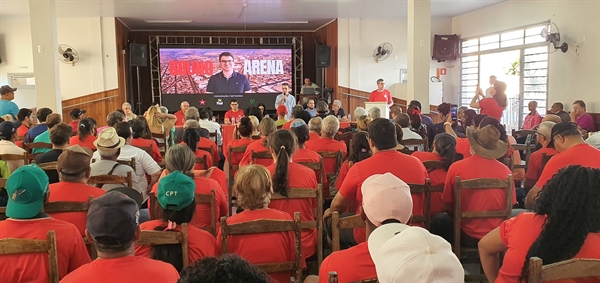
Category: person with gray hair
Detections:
[
  {"x1": 368, "y1": 107, "x2": 382, "y2": 119},
  {"x1": 316, "y1": 101, "x2": 330, "y2": 119},
  {"x1": 122, "y1": 102, "x2": 137, "y2": 121},
  {"x1": 353, "y1": 107, "x2": 367, "y2": 121},
  {"x1": 331, "y1": 99, "x2": 347, "y2": 121},
  {"x1": 96, "y1": 110, "x2": 126, "y2": 135},
  {"x1": 524, "y1": 121, "x2": 557, "y2": 191},
  {"x1": 308, "y1": 117, "x2": 322, "y2": 140},
  {"x1": 174, "y1": 106, "x2": 202, "y2": 142},
  {"x1": 321, "y1": 116, "x2": 340, "y2": 138},
  {"x1": 90, "y1": 128, "x2": 140, "y2": 193}
]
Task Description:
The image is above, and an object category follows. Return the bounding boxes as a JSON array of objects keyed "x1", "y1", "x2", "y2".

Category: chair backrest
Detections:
[
  {"x1": 132, "y1": 143, "x2": 153, "y2": 156},
  {"x1": 398, "y1": 147, "x2": 415, "y2": 155},
  {"x1": 0, "y1": 230, "x2": 60, "y2": 283},
  {"x1": 297, "y1": 157, "x2": 325, "y2": 186},
  {"x1": 0, "y1": 178, "x2": 6, "y2": 189},
  {"x1": 220, "y1": 212, "x2": 302, "y2": 282},
  {"x1": 316, "y1": 150, "x2": 344, "y2": 187},
  {"x1": 541, "y1": 153, "x2": 553, "y2": 171},
  {"x1": 251, "y1": 135, "x2": 262, "y2": 140},
  {"x1": 512, "y1": 129, "x2": 537, "y2": 139},
  {"x1": 271, "y1": 186, "x2": 324, "y2": 266},
  {"x1": 151, "y1": 132, "x2": 167, "y2": 152},
  {"x1": 195, "y1": 191, "x2": 217, "y2": 236},
  {"x1": 408, "y1": 179, "x2": 431, "y2": 230},
  {"x1": 23, "y1": 142, "x2": 53, "y2": 154},
  {"x1": 137, "y1": 223, "x2": 190, "y2": 269},
  {"x1": 502, "y1": 155, "x2": 515, "y2": 171},
  {"x1": 331, "y1": 211, "x2": 365, "y2": 252},
  {"x1": 36, "y1": 161, "x2": 58, "y2": 171},
  {"x1": 227, "y1": 145, "x2": 249, "y2": 213},
  {"x1": 251, "y1": 150, "x2": 272, "y2": 164},
  {"x1": 512, "y1": 141, "x2": 534, "y2": 170},
  {"x1": 453, "y1": 175, "x2": 513, "y2": 257},
  {"x1": 0, "y1": 153, "x2": 28, "y2": 165},
  {"x1": 423, "y1": 160, "x2": 445, "y2": 172},
  {"x1": 117, "y1": 158, "x2": 136, "y2": 170},
  {"x1": 45, "y1": 195, "x2": 94, "y2": 213},
  {"x1": 527, "y1": 257, "x2": 600, "y2": 283},
  {"x1": 402, "y1": 138, "x2": 427, "y2": 151},
  {"x1": 87, "y1": 172, "x2": 133, "y2": 188},
  {"x1": 195, "y1": 156, "x2": 208, "y2": 170},
  {"x1": 198, "y1": 146, "x2": 214, "y2": 157}
]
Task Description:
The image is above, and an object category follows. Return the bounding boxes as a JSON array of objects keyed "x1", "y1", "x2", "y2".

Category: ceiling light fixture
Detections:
[
  {"x1": 263, "y1": 21, "x2": 308, "y2": 24},
  {"x1": 144, "y1": 20, "x2": 193, "y2": 24}
]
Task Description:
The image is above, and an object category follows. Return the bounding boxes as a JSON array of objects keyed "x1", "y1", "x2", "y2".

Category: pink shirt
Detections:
[{"x1": 522, "y1": 111, "x2": 542, "y2": 130}]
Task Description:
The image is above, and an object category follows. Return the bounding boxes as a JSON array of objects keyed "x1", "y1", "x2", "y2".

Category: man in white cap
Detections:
[
  {"x1": 305, "y1": 173, "x2": 413, "y2": 283},
  {"x1": 90, "y1": 127, "x2": 140, "y2": 192},
  {"x1": 368, "y1": 224, "x2": 464, "y2": 282}
]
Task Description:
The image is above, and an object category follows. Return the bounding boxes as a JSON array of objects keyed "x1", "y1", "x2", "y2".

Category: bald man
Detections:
[
  {"x1": 542, "y1": 114, "x2": 562, "y2": 124},
  {"x1": 173, "y1": 101, "x2": 190, "y2": 126}
]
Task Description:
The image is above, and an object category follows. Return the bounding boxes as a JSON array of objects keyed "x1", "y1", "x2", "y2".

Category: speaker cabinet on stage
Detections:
[
  {"x1": 130, "y1": 43, "x2": 148, "y2": 67},
  {"x1": 432, "y1": 34, "x2": 459, "y2": 62},
  {"x1": 316, "y1": 45, "x2": 331, "y2": 67}
]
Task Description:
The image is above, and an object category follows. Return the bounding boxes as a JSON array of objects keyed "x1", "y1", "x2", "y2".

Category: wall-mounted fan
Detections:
[
  {"x1": 57, "y1": 44, "x2": 79, "y2": 65},
  {"x1": 541, "y1": 22, "x2": 568, "y2": 53},
  {"x1": 373, "y1": 42, "x2": 393, "y2": 63}
]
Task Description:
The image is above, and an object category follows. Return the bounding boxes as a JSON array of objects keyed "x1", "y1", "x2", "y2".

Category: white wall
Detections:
[{"x1": 451, "y1": 0, "x2": 600, "y2": 112}]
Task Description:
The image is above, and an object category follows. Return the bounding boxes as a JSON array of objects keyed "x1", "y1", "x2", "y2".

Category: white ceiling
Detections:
[{"x1": 1, "y1": 0, "x2": 505, "y2": 31}]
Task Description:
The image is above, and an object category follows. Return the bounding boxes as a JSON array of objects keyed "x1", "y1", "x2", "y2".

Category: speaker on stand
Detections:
[
  {"x1": 316, "y1": 45, "x2": 331, "y2": 103},
  {"x1": 130, "y1": 43, "x2": 148, "y2": 115}
]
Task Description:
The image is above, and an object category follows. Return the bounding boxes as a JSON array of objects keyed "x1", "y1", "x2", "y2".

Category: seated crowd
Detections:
[{"x1": 0, "y1": 83, "x2": 599, "y2": 283}]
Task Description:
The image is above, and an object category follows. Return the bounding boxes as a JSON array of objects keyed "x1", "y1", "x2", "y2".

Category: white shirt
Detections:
[
  {"x1": 199, "y1": 119, "x2": 222, "y2": 146},
  {"x1": 275, "y1": 93, "x2": 296, "y2": 120},
  {"x1": 402, "y1": 128, "x2": 424, "y2": 140},
  {"x1": 90, "y1": 159, "x2": 142, "y2": 194},
  {"x1": 0, "y1": 140, "x2": 26, "y2": 172}
]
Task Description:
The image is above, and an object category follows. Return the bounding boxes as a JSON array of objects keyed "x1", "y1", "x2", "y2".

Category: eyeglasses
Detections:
[{"x1": 220, "y1": 60, "x2": 234, "y2": 63}]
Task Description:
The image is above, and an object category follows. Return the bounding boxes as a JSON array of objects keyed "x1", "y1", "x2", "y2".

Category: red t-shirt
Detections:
[
  {"x1": 305, "y1": 137, "x2": 348, "y2": 196},
  {"x1": 48, "y1": 182, "x2": 106, "y2": 236},
  {"x1": 239, "y1": 138, "x2": 273, "y2": 167},
  {"x1": 267, "y1": 162, "x2": 318, "y2": 259},
  {"x1": 318, "y1": 242, "x2": 376, "y2": 283},
  {"x1": 225, "y1": 138, "x2": 253, "y2": 167},
  {"x1": 131, "y1": 137, "x2": 162, "y2": 163},
  {"x1": 309, "y1": 132, "x2": 321, "y2": 143},
  {"x1": 69, "y1": 120, "x2": 80, "y2": 135},
  {"x1": 334, "y1": 160, "x2": 351, "y2": 191},
  {"x1": 217, "y1": 209, "x2": 298, "y2": 283},
  {"x1": 292, "y1": 148, "x2": 321, "y2": 163},
  {"x1": 282, "y1": 120, "x2": 293, "y2": 130},
  {"x1": 17, "y1": 124, "x2": 29, "y2": 137},
  {"x1": 535, "y1": 143, "x2": 600, "y2": 188},
  {"x1": 369, "y1": 89, "x2": 392, "y2": 105},
  {"x1": 497, "y1": 213, "x2": 600, "y2": 283},
  {"x1": 60, "y1": 255, "x2": 180, "y2": 283},
  {"x1": 339, "y1": 150, "x2": 428, "y2": 243},
  {"x1": 194, "y1": 168, "x2": 228, "y2": 199},
  {"x1": 135, "y1": 220, "x2": 216, "y2": 264},
  {"x1": 412, "y1": 151, "x2": 446, "y2": 215},
  {"x1": 0, "y1": 218, "x2": 90, "y2": 282},
  {"x1": 525, "y1": 147, "x2": 557, "y2": 183},
  {"x1": 174, "y1": 110, "x2": 186, "y2": 126},
  {"x1": 194, "y1": 148, "x2": 213, "y2": 170},
  {"x1": 198, "y1": 138, "x2": 220, "y2": 164},
  {"x1": 479, "y1": 98, "x2": 504, "y2": 120},
  {"x1": 456, "y1": 137, "x2": 472, "y2": 158},
  {"x1": 69, "y1": 134, "x2": 97, "y2": 151},
  {"x1": 225, "y1": 109, "x2": 245, "y2": 124},
  {"x1": 151, "y1": 176, "x2": 228, "y2": 230},
  {"x1": 442, "y1": 155, "x2": 516, "y2": 239}
]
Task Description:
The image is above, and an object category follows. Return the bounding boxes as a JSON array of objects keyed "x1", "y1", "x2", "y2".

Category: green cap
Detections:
[
  {"x1": 6, "y1": 164, "x2": 50, "y2": 219},
  {"x1": 157, "y1": 171, "x2": 195, "y2": 211}
]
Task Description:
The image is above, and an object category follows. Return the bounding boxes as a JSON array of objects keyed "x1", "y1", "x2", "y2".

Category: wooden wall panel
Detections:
[
  {"x1": 115, "y1": 19, "x2": 132, "y2": 105},
  {"x1": 62, "y1": 89, "x2": 120, "y2": 126}
]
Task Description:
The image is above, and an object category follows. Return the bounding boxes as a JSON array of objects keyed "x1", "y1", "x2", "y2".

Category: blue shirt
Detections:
[
  {"x1": 206, "y1": 71, "x2": 251, "y2": 94},
  {"x1": 25, "y1": 124, "x2": 48, "y2": 143},
  {"x1": 0, "y1": 100, "x2": 19, "y2": 119},
  {"x1": 274, "y1": 93, "x2": 296, "y2": 120},
  {"x1": 305, "y1": 108, "x2": 317, "y2": 117}
]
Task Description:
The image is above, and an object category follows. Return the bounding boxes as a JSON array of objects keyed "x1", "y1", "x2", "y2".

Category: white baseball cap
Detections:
[
  {"x1": 368, "y1": 223, "x2": 464, "y2": 282},
  {"x1": 361, "y1": 173, "x2": 413, "y2": 226}
]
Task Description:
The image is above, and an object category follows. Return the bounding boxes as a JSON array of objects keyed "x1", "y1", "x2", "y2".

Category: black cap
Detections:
[
  {"x1": 69, "y1": 108, "x2": 86, "y2": 118},
  {"x1": 0, "y1": 85, "x2": 17, "y2": 95},
  {"x1": 548, "y1": 122, "x2": 579, "y2": 148},
  {"x1": 0, "y1": 121, "x2": 22, "y2": 140}
]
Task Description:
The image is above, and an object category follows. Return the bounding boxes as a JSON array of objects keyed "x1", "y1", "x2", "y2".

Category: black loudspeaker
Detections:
[
  {"x1": 130, "y1": 43, "x2": 148, "y2": 67},
  {"x1": 316, "y1": 45, "x2": 331, "y2": 67},
  {"x1": 432, "y1": 34, "x2": 459, "y2": 62}
]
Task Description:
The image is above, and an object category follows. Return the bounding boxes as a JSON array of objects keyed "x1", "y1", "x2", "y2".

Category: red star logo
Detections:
[{"x1": 199, "y1": 99, "x2": 206, "y2": 105}]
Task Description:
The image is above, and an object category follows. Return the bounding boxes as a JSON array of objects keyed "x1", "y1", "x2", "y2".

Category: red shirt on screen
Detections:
[
  {"x1": 217, "y1": 209, "x2": 298, "y2": 283},
  {"x1": 194, "y1": 148, "x2": 213, "y2": 170},
  {"x1": 48, "y1": 182, "x2": 106, "y2": 236},
  {"x1": 412, "y1": 151, "x2": 446, "y2": 215},
  {"x1": 267, "y1": 162, "x2": 318, "y2": 259},
  {"x1": 69, "y1": 120, "x2": 80, "y2": 135},
  {"x1": 369, "y1": 89, "x2": 392, "y2": 105},
  {"x1": 535, "y1": 143, "x2": 600, "y2": 188},
  {"x1": 60, "y1": 255, "x2": 180, "y2": 283},
  {"x1": 339, "y1": 150, "x2": 428, "y2": 243},
  {"x1": 198, "y1": 138, "x2": 220, "y2": 163},
  {"x1": 0, "y1": 218, "x2": 90, "y2": 283},
  {"x1": 174, "y1": 110, "x2": 186, "y2": 126},
  {"x1": 135, "y1": 220, "x2": 216, "y2": 264},
  {"x1": 525, "y1": 147, "x2": 557, "y2": 183},
  {"x1": 442, "y1": 155, "x2": 515, "y2": 240},
  {"x1": 239, "y1": 138, "x2": 273, "y2": 167},
  {"x1": 479, "y1": 98, "x2": 504, "y2": 120},
  {"x1": 70, "y1": 134, "x2": 97, "y2": 151},
  {"x1": 497, "y1": 213, "x2": 600, "y2": 283},
  {"x1": 318, "y1": 242, "x2": 376, "y2": 283},
  {"x1": 305, "y1": 137, "x2": 347, "y2": 197},
  {"x1": 225, "y1": 109, "x2": 245, "y2": 124},
  {"x1": 131, "y1": 137, "x2": 162, "y2": 163},
  {"x1": 455, "y1": 137, "x2": 472, "y2": 158}
]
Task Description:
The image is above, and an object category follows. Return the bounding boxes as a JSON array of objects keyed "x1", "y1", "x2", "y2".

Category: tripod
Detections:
[{"x1": 133, "y1": 65, "x2": 147, "y2": 115}]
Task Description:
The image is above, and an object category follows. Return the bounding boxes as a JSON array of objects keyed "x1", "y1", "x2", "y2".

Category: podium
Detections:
[{"x1": 364, "y1": 102, "x2": 390, "y2": 119}]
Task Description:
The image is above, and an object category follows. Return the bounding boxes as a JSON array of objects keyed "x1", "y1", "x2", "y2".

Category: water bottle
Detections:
[{"x1": 347, "y1": 114, "x2": 351, "y2": 121}]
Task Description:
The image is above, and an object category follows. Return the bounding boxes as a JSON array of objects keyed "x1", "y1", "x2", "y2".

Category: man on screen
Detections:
[
  {"x1": 224, "y1": 99, "x2": 245, "y2": 125},
  {"x1": 206, "y1": 52, "x2": 251, "y2": 94},
  {"x1": 275, "y1": 83, "x2": 296, "y2": 120}
]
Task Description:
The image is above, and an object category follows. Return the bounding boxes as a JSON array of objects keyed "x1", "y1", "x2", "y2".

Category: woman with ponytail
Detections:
[
  {"x1": 182, "y1": 125, "x2": 213, "y2": 170},
  {"x1": 479, "y1": 166, "x2": 600, "y2": 283},
  {"x1": 69, "y1": 118, "x2": 97, "y2": 150},
  {"x1": 266, "y1": 129, "x2": 318, "y2": 260},
  {"x1": 407, "y1": 105, "x2": 428, "y2": 139},
  {"x1": 239, "y1": 117, "x2": 277, "y2": 166},
  {"x1": 334, "y1": 132, "x2": 372, "y2": 192},
  {"x1": 136, "y1": 170, "x2": 215, "y2": 271},
  {"x1": 412, "y1": 133, "x2": 457, "y2": 214}
]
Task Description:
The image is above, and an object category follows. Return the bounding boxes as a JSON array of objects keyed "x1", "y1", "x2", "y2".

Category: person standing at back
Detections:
[
  {"x1": 369, "y1": 79, "x2": 393, "y2": 108},
  {"x1": 275, "y1": 83, "x2": 296, "y2": 120},
  {"x1": 68, "y1": 108, "x2": 86, "y2": 135},
  {"x1": 0, "y1": 85, "x2": 20, "y2": 119},
  {"x1": 471, "y1": 81, "x2": 507, "y2": 121}
]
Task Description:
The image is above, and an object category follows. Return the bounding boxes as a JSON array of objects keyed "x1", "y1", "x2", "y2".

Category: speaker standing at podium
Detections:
[{"x1": 369, "y1": 79, "x2": 393, "y2": 108}]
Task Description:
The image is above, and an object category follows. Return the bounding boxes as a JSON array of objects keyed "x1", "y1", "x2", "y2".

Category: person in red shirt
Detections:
[
  {"x1": 334, "y1": 132, "x2": 371, "y2": 191},
  {"x1": 68, "y1": 108, "x2": 86, "y2": 135},
  {"x1": 521, "y1": 101, "x2": 543, "y2": 130},
  {"x1": 48, "y1": 144, "x2": 106, "y2": 236},
  {"x1": 307, "y1": 116, "x2": 322, "y2": 141},
  {"x1": 289, "y1": 121, "x2": 320, "y2": 163},
  {"x1": 368, "y1": 78, "x2": 393, "y2": 108},
  {"x1": 328, "y1": 118, "x2": 428, "y2": 246},
  {"x1": 224, "y1": 99, "x2": 245, "y2": 125},
  {"x1": 0, "y1": 165, "x2": 90, "y2": 283},
  {"x1": 479, "y1": 166, "x2": 600, "y2": 283},
  {"x1": 470, "y1": 81, "x2": 507, "y2": 121},
  {"x1": 225, "y1": 117, "x2": 254, "y2": 168},
  {"x1": 130, "y1": 117, "x2": 162, "y2": 163},
  {"x1": 136, "y1": 170, "x2": 216, "y2": 271},
  {"x1": 525, "y1": 122, "x2": 600, "y2": 209},
  {"x1": 444, "y1": 113, "x2": 488, "y2": 158},
  {"x1": 265, "y1": 129, "x2": 318, "y2": 260},
  {"x1": 174, "y1": 101, "x2": 190, "y2": 126},
  {"x1": 69, "y1": 118, "x2": 97, "y2": 151},
  {"x1": 412, "y1": 133, "x2": 457, "y2": 215},
  {"x1": 181, "y1": 127, "x2": 213, "y2": 169},
  {"x1": 239, "y1": 117, "x2": 276, "y2": 166},
  {"x1": 194, "y1": 167, "x2": 228, "y2": 199},
  {"x1": 217, "y1": 165, "x2": 298, "y2": 283},
  {"x1": 434, "y1": 124, "x2": 515, "y2": 246},
  {"x1": 16, "y1": 108, "x2": 34, "y2": 138},
  {"x1": 305, "y1": 173, "x2": 414, "y2": 283},
  {"x1": 61, "y1": 191, "x2": 180, "y2": 283},
  {"x1": 524, "y1": 121, "x2": 556, "y2": 191},
  {"x1": 282, "y1": 106, "x2": 310, "y2": 130}
]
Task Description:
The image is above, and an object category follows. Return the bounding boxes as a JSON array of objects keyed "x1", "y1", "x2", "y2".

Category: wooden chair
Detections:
[
  {"x1": 132, "y1": 143, "x2": 153, "y2": 156},
  {"x1": 220, "y1": 212, "x2": 302, "y2": 282},
  {"x1": 250, "y1": 150, "x2": 272, "y2": 164},
  {"x1": 399, "y1": 148, "x2": 415, "y2": 155},
  {"x1": 316, "y1": 150, "x2": 344, "y2": 198},
  {"x1": 297, "y1": 158, "x2": 325, "y2": 187},
  {"x1": 251, "y1": 135, "x2": 262, "y2": 140},
  {"x1": 423, "y1": 160, "x2": 445, "y2": 172},
  {"x1": 151, "y1": 132, "x2": 167, "y2": 153},
  {"x1": 512, "y1": 141, "x2": 534, "y2": 170},
  {"x1": 0, "y1": 178, "x2": 6, "y2": 189},
  {"x1": 541, "y1": 153, "x2": 553, "y2": 171},
  {"x1": 195, "y1": 156, "x2": 209, "y2": 170},
  {"x1": 0, "y1": 153, "x2": 28, "y2": 166},
  {"x1": 0, "y1": 230, "x2": 60, "y2": 283},
  {"x1": 36, "y1": 161, "x2": 58, "y2": 171},
  {"x1": 271, "y1": 186, "x2": 324, "y2": 266},
  {"x1": 453, "y1": 175, "x2": 513, "y2": 281},
  {"x1": 44, "y1": 196, "x2": 96, "y2": 259},
  {"x1": 328, "y1": 272, "x2": 378, "y2": 283},
  {"x1": 408, "y1": 179, "x2": 432, "y2": 230},
  {"x1": 198, "y1": 146, "x2": 214, "y2": 158},
  {"x1": 195, "y1": 191, "x2": 217, "y2": 236},
  {"x1": 23, "y1": 142, "x2": 53, "y2": 154},
  {"x1": 512, "y1": 129, "x2": 537, "y2": 139},
  {"x1": 527, "y1": 257, "x2": 600, "y2": 283},
  {"x1": 331, "y1": 211, "x2": 365, "y2": 252},
  {"x1": 227, "y1": 145, "x2": 248, "y2": 214},
  {"x1": 209, "y1": 130, "x2": 220, "y2": 151},
  {"x1": 502, "y1": 155, "x2": 515, "y2": 172},
  {"x1": 137, "y1": 223, "x2": 190, "y2": 269},
  {"x1": 87, "y1": 172, "x2": 133, "y2": 188},
  {"x1": 402, "y1": 138, "x2": 427, "y2": 152},
  {"x1": 117, "y1": 158, "x2": 136, "y2": 170}
]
